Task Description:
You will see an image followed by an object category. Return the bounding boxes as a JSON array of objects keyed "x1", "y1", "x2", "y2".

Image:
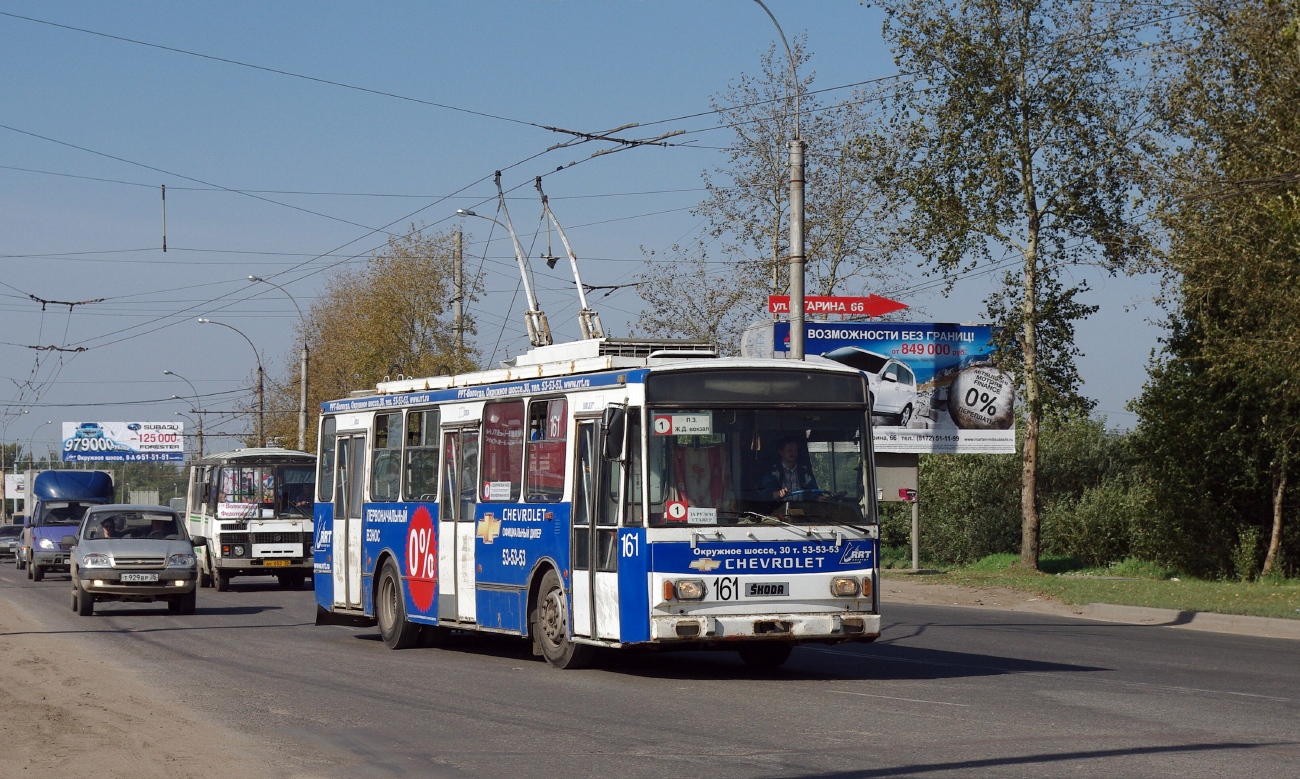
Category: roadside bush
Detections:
[
  {"x1": 1232, "y1": 525, "x2": 1262, "y2": 582},
  {"x1": 1041, "y1": 478, "x2": 1152, "y2": 567}
]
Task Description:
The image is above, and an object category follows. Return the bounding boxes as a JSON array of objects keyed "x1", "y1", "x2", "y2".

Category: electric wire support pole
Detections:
[
  {"x1": 535, "y1": 177, "x2": 604, "y2": 340},
  {"x1": 453, "y1": 227, "x2": 465, "y2": 359},
  {"x1": 754, "y1": 0, "x2": 806, "y2": 360},
  {"x1": 494, "y1": 171, "x2": 552, "y2": 347}
]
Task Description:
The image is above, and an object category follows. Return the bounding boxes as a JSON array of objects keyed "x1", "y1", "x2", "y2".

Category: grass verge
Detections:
[{"x1": 880, "y1": 550, "x2": 1300, "y2": 620}]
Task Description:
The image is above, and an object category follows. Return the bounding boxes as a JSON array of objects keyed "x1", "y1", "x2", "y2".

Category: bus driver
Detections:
[{"x1": 760, "y1": 437, "x2": 818, "y2": 500}]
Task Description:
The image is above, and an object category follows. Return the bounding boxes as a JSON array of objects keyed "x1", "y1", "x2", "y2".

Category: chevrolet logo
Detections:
[
  {"x1": 476, "y1": 513, "x2": 501, "y2": 544},
  {"x1": 689, "y1": 557, "x2": 721, "y2": 572}
]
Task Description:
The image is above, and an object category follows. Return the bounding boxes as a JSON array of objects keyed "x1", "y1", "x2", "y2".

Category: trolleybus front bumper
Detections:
[{"x1": 650, "y1": 612, "x2": 880, "y2": 642}]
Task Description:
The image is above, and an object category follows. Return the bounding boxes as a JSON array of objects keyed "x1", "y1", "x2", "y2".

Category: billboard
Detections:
[
  {"x1": 61, "y1": 422, "x2": 185, "y2": 462},
  {"x1": 767, "y1": 321, "x2": 1016, "y2": 454}
]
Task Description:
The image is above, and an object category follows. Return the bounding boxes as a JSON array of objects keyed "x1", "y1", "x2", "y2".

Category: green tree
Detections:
[
  {"x1": 1144, "y1": 0, "x2": 1300, "y2": 578},
  {"x1": 262, "y1": 225, "x2": 478, "y2": 452},
  {"x1": 866, "y1": 0, "x2": 1155, "y2": 568}
]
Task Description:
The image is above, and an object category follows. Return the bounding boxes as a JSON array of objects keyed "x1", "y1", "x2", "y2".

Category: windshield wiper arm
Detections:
[{"x1": 744, "y1": 511, "x2": 814, "y2": 538}]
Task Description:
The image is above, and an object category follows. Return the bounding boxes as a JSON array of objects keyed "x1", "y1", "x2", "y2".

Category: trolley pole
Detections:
[{"x1": 789, "y1": 137, "x2": 806, "y2": 360}]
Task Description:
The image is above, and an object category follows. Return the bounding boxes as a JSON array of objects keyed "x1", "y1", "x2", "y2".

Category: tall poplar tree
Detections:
[{"x1": 866, "y1": 0, "x2": 1154, "y2": 568}]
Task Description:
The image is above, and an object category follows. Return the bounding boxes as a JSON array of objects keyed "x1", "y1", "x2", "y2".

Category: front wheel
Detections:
[
  {"x1": 737, "y1": 643, "x2": 793, "y2": 670},
  {"x1": 75, "y1": 585, "x2": 94, "y2": 616},
  {"x1": 15, "y1": 552, "x2": 24, "y2": 570},
  {"x1": 532, "y1": 569, "x2": 594, "y2": 669},
  {"x1": 168, "y1": 590, "x2": 197, "y2": 615},
  {"x1": 898, "y1": 404, "x2": 913, "y2": 427},
  {"x1": 214, "y1": 570, "x2": 230, "y2": 592},
  {"x1": 376, "y1": 559, "x2": 420, "y2": 649},
  {"x1": 31, "y1": 564, "x2": 43, "y2": 582},
  {"x1": 199, "y1": 555, "x2": 213, "y2": 588}
]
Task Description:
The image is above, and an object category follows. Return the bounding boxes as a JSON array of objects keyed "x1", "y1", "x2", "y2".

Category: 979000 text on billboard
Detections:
[{"x1": 61, "y1": 422, "x2": 185, "y2": 462}]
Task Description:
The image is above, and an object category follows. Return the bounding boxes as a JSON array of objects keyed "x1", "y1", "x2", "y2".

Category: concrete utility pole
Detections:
[
  {"x1": 754, "y1": 0, "x2": 806, "y2": 360},
  {"x1": 453, "y1": 228, "x2": 464, "y2": 359}
]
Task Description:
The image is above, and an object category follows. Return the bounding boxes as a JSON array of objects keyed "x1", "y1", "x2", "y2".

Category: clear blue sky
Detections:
[{"x1": 0, "y1": 0, "x2": 1161, "y2": 453}]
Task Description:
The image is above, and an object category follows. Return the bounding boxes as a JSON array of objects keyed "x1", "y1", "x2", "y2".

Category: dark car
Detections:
[{"x1": 69, "y1": 505, "x2": 206, "y2": 616}]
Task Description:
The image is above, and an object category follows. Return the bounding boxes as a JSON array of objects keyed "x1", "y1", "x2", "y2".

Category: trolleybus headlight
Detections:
[
  {"x1": 674, "y1": 579, "x2": 706, "y2": 600},
  {"x1": 861, "y1": 576, "x2": 873, "y2": 598},
  {"x1": 831, "y1": 577, "x2": 860, "y2": 597}
]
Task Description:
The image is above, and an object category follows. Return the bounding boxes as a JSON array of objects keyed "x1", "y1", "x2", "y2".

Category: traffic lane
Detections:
[{"x1": 3, "y1": 565, "x2": 1297, "y2": 779}]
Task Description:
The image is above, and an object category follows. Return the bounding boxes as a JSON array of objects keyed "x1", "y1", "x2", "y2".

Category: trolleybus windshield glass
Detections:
[{"x1": 647, "y1": 408, "x2": 868, "y2": 527}]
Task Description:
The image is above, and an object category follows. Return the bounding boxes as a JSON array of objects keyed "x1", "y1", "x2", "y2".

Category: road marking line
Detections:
[{"x1": 831, "y1": 690, "x2": 969, "y2": 707}]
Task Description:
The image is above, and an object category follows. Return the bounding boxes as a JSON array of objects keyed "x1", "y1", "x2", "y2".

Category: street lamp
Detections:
[
  {"x1": 198, "y1": 318, "x2": 264, "y2": 446},
  {"x1": 753, "y1": 0, "x2": 807, "y2": 360},
  {"x1": 28, "y1": 420, "x2": 52, "y2": 469},
  {"x1": 248, "y1": 275, "x2": 309, "y2": 452},
  {"x1": 164, "y1": 369, "x2": 203, "y2": 459}
]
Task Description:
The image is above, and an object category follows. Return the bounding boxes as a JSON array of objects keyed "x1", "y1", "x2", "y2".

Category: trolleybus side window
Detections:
[
  {"x1": 318, "y1": 417, "x2": 336, "y2": 502},
  {"x1": 622, "y1": 409, "x2": 643, "y2": 527},
  {"x1": 441, "y1": 428, "x2": 479, "y2": 522},
  {"x1": 573, "y1": 421, "x2": 619, "y2": 572},
  {"x1": 525, "y1": 399, "x2": 566, "y2": 503},
  {"x1": 371, "y1": 413, "x2": 402, "y2": 502},
  {"x1": 403, "y1": 410, "x2": 440, "y2": 501},
  {"x1": 482, "y1": 400, "x2": 524, "y2": 502}
]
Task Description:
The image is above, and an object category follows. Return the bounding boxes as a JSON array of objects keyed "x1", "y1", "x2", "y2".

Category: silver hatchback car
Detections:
[{"x1": 69, "y1": 505, "x2": 206, "y2": 617}]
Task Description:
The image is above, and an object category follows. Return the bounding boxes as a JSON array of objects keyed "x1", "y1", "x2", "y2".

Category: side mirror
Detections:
[
  {"x1": 190, "y1": 535, "x2": 208, "y2": 549},
  {"x1": 61, "y1": 535, "x2": 77, "y2": 547},
  {"x1": 883, "y1": 374, "x2": 897, "y2": 383},
  {"x1": 602, "y1": 405, "x2": 627, "y2": 461}
]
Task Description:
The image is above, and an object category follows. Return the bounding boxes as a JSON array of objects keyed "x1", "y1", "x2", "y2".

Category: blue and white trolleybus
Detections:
[{"x1": 312, "y1": 337, "x2": 880, "y2": 669}]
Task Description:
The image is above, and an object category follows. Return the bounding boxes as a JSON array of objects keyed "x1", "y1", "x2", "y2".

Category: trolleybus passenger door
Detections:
[
  {"x1": 440, "y1": 428, "x2": 479, "y2": 622},
  {"x1": 572, "y1": 420, "x2": 621, "y2": 640},
  {"x1": 332, "y1": 435, "x2": 366, "y2": 610}
]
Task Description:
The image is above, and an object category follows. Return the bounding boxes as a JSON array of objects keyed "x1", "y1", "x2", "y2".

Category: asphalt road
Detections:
[{"x1": 3, "y1": 562, "x2": 1297, "y2": 779}]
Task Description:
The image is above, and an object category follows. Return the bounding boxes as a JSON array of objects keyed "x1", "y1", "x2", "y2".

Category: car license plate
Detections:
[
  {"x1": 262, "y1": 559, "x2": 291, "y2": 567},
  {"x1": 120, "y1": 573, "x2": 159, "y2": 583},
  {"x1": 747, "y1": 582, "x2": 789, "y2": 597}
]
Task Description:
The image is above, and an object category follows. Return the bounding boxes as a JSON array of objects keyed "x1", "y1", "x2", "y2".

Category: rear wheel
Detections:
[
  {"x1": 75, "y1": 585, "x2": 94, "y2": 616},
  {"x1": 737, "y1": 643, "x2": 793, "y2": 670},
  {"x1": 376, "y1": 559, "x2": 420, "y2": 649},
  {"x1": 532, "y1": 569, "x2": 594, "y2": 669},
  {"x1": 214, "y1": 570, "x2": 230, "y2": 592}
]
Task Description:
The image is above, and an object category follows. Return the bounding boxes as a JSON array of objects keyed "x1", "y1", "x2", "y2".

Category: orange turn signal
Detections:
[{"x1": 663, "y1": 580, "x2": 675, "y2": 601}]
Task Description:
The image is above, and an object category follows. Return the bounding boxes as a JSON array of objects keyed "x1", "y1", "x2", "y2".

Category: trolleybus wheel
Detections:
[
  {"x1": 737, "y1": 642, "x2": 793, "y2": 670},
  {"x1": 376, "y1": 559, "x2": 420, "y2": 649},
  {"x1": 532, "y1": 569, "x2": 594, "y2": 670}
]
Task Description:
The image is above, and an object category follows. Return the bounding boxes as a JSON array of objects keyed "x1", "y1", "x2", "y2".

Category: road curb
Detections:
[{"x1": 1073, "y1": 602, "x2": 1300, "y2": 641}]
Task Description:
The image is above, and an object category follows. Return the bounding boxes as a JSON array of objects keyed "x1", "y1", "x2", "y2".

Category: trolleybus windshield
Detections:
[{"x1": 647, "y1": 407, "x2": 869, "y2": 527}]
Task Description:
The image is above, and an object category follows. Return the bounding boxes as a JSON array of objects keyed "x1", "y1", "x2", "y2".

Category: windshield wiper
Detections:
[{"x1": 744, "y1": 511, "x2": 817, "y2": 538}]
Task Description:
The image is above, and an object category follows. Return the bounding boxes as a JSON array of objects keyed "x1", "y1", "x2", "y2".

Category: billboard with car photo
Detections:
[
  {"x1": 61, "y1": 422, "x2": 185, "y2": 462},
  {"x1": 769, "y1": 322, "x2": 1015, "y2": 454}
]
